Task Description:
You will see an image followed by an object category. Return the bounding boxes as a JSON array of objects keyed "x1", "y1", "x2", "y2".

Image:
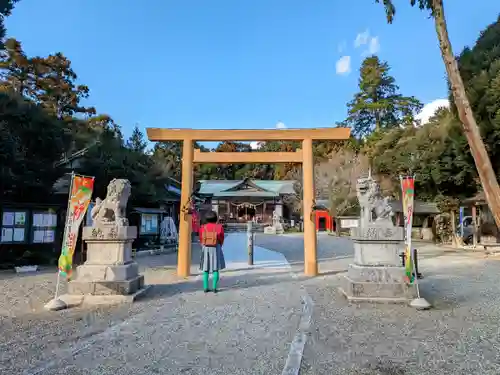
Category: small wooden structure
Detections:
[
  {"x1": 462, "y1": 191, "x2": 499, "y2": 246},
  {"x1": 389, "y1": 200, "x2": 440, "y2": 240},
  {"x1": 314, "y1": 199, "x2": 334, "y2": 232}
]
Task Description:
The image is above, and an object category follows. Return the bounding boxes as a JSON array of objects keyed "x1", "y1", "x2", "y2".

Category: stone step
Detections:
[
  {"x1": 68, "y1": 275, "x2": 144, "y2": 296},
  {"x1": 341, "y1": 276, "x2": 416, "y2": 301},
  {"x1": 347, "y1": 264, "x2": 406, "y2": 283}
]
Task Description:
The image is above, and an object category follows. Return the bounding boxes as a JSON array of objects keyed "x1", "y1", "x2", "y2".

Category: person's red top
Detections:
[{"x1": 199, "y1": 223, "x2": 224, "y2": 245}]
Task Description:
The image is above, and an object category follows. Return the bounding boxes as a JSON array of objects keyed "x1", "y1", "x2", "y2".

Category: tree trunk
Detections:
[{"x1": 432, "y1": 0, "x2": 500, "y2": 229}]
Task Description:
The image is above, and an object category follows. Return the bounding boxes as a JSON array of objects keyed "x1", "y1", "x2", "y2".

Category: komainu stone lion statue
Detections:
[
  {"x1": 91, "y1": 179, "x2": 132, "y2": 227},
  {"x1": 356, "y1": 175, "x2": 394, "y2": 227}
]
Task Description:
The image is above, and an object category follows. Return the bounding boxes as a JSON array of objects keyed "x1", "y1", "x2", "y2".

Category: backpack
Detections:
[{"x1": 202, "y1": 225, "x2": 218, "y2": 246}]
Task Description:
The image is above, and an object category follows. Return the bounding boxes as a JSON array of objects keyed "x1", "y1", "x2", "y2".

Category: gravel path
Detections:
[
  {"x1": 0, "y1": 242, "x2": 307, "y2": 375},
  {"x1": 257, "y1": 233, "x2": 500, "y2": 374},
  {"x1": 3, "y1": 233, "x2": 499, "y2": 374}
]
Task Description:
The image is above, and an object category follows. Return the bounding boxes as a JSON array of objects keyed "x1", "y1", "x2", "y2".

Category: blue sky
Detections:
[{"x1": 5, "y1": 0, "x2": 499, "y2": 147}]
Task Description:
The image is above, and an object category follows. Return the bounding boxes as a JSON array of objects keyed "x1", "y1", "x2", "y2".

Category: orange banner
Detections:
[{"x1": 58, "y1": 175, "x2": 94, "y2": 279}]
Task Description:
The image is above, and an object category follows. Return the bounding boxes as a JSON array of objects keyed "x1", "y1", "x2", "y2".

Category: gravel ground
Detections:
[
  {"x1": 0, "y1": 244, "x2": 306, "y2": 375},
  {"x1": 299, "y1": 254, "x2": 500, "y2": 375},
  {"x1": 3, "y1": 233, "x2": 500, "y2": 374},
  {"x1": 256, "y1": 233, "x2": 500, "y2": 374}
]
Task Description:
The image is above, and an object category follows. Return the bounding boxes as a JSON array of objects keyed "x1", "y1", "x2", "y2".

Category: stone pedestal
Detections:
[
  {"x1": 339, "y1": 224, "x2": 416, "y2": 303},
  {"x1": 65, "y1": 225, "x2": 150, "y2": 305},
  {"x1": 264, "y1": 223, "x2": 284, "y2": 235}
]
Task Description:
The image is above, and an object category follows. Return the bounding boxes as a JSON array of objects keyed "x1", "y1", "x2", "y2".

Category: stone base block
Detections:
[
  {"x1": 347, "y1": 264, "x2": 406, "y2": 283},
  {"x1": 353, "y1": 241, "x2": 402, "y2": 267},
  {"x1": 74, "y1": 263, "x2": 139, "y2": 282},
  {"x1": 264, "y1": 226, "x2": 276, "y2": 234},
  {"x1": 59, "y1": 285, "x2": 151, "y2": 307},
  {"x1": 339, "y1": 275, "x2": 417, "y2": 304},
  {"x1": 68, "y1": 275, "x2": 144, "y2": 296}
]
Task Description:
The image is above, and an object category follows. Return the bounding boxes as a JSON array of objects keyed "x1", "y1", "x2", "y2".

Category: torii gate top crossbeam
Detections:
[{"x1": 146, "y1": 127, "x2": 350, "y2": 141}]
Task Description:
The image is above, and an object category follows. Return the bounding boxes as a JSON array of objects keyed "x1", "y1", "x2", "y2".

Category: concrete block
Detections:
[
  {"x1": 82, "y1": 225, "x2": 137, "y2": 241},
  {"x1": 75, "y1": 263, "x2": 139, "y2": 282},
  {"x1": 351, "y1": 225, "x2": 404, "y2": 241},
  {"x1": 353, "y1": 241, "x2": 402, "y2": 266},
  {"x1": 347, "y1": 264, "x2": 406, "y2": 283},
  {"x1": 340, "y1": 275, "x2": 417, "y2": 302},
  {"x1": 85, "y1": 241, "x2": 133, "y2": 265},
  {"x1": 58, "y1": 285, "x2": 151, "y2": 307},
  {"x1": 68, "y1": 275, "x2": 144, "y2": 296}
]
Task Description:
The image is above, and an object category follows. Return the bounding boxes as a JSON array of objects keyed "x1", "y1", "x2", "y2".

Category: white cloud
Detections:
[
  {"x1": 415, "y1": 99, "x2": 450, "y2": 125},
  {"x1": 250, "y1": 141, "x2": 261, "y2": 150},
  {"x1": 249, "y1": 122, "x2": 286, "y2": 149},
  {"x1": 368, "y1": 36, "x2": 380, "y2": 54},
  {"x1": 354, "y1": 30, "x2": 370, "y2": 48},
  {"x1": 336, "y1": 55, "x2": 351, "y2": 75}
]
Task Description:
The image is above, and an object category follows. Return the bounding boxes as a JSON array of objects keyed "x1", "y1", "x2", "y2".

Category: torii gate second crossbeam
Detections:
[{"x1": 146, "y1": 127, "x2": 351, "y2": 277}]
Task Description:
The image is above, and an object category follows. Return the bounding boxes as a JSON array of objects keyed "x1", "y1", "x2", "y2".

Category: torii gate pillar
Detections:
[{"x1": 302, "y1": 137, "x2": 317, "y2": 276}]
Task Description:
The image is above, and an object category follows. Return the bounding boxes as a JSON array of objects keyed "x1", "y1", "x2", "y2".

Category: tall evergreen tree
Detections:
[
  {"x1": 126, "y1": 125, "x2": 147, "y2": 153},
  {"x1": 0, "y1": 0, "x2": 19, "y2": 49},
  {"x1": 344, "y1": 56, "x2": 422, "y2": 138}
]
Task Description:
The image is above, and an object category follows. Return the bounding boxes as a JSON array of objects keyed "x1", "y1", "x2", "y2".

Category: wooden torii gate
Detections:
[{"x1": 146, "y1": 127, "x2": 351, "y2": 277}]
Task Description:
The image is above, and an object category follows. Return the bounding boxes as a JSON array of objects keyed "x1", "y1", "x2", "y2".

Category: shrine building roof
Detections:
[{"x1": 197, "y1": 178, "x2": 296, "y2": 198}]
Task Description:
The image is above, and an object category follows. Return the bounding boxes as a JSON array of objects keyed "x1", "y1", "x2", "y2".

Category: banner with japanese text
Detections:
[
  {"x1": 400, "y1": 176, "x2": 415, "y2": 284},
  {"x1": 58, "y1": 175, "x2": 95, "y2": 280}
]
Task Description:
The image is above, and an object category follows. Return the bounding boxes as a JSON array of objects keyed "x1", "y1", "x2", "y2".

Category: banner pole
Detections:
[
  {"x1": 403, "y1": 173, "x2": 430, "y2": 310},
  {"x1": 45, "y1": 172, "x2": 76, "y2": 311}
]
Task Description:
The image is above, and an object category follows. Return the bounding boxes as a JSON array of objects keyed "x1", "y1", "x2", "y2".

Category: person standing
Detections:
[{"x1": 199, "y1": 210, "x2": 225, "y2": 293}]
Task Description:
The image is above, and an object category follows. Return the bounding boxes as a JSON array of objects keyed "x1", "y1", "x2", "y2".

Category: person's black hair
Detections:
[{"x1": 205, "y1": 210, "x2": 218, "y2": 223}]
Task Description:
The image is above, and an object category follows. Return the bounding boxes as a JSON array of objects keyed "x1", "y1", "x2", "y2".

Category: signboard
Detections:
[{"x1": 340, "y1": 219, "x2": 359, "y2": 229}]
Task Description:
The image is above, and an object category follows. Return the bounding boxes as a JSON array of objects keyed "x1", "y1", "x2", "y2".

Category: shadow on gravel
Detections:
[{"x1": 143, "y1": 269, "x2": 296, "y2": 300}]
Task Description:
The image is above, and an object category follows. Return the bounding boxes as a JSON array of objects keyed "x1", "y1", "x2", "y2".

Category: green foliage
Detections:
[
  {"x1": 456, "y1": 16, "x2": 500, "y2": 175},
  {"x1": 0, "y1": 0, "x2": 19, "y2": 48},
  {"x1": 126, "y1": 125, "x2": 148, "y2": 153},
  {"x1": 343, "y1": 56, "x2": 422, "y2": 138},
  {"x1": 0, "y1": 36, "x2": 171, "y2": 207},
  {"x1": 375, "y1": 0, "x2": 433, "y2": 24},
  {"x1": 366, "y1": 107, "x2": 477, "y2": 200},
  {"x1": 0, "y1": 92, "x2": 67, "y2": 200}
]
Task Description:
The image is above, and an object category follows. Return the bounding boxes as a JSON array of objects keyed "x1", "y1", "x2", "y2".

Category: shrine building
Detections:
[{"x1": 196, "y1": 178, "x2": 296, "y2": 224}]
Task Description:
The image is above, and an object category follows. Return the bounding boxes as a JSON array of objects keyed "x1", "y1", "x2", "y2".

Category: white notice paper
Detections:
[
  {"x1": 33, "y1": 214, "x2": 43, "y2": 227},
  {"x1": 2, "y1": 212, "x2": 14, "y2": 226},
  {"x1": 1, "y1": 228, "x2": 13, "y2": 242},
  {"x1": 33, "y1": 230, "x2": 45, "y2": 243},
  {"x1": 45, "y1": 230, "x2": 55, "y2": 243},
  {"x1": 13, "y1": 228, "x2": 25, "y2": 242}
]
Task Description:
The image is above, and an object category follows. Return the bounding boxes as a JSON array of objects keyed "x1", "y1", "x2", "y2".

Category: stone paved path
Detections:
[
  {"x1": 223, "y1": 233, "x2": 291, "y2": 270},
  {"x1": 3, "y1": 234, "x2": 306, "y2": 375}
]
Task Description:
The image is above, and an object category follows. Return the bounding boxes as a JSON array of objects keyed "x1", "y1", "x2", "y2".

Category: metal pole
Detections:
[{"x1": 247, "y1": 221, "x2": 254, "y2": 266}]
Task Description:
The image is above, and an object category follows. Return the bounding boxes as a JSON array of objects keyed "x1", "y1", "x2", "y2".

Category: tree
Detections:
[
  {"x1": 0, "y1": 0, "x2": 19, "y2": 49},
  {"x1": 0, "y1": 38, "x2": 32, "y2": 96},
  {"x1": 126, "y1": 125, "x2": 147, "y2": 153},
  {"x1": 0, "y1": 92, "x2": 67, "y2": 201},
  {"x1": 344, "y1": 56, "x2": 422, "y2": 138},
  {"x1": 30, "y1": 52, "x2": 96, "y2": 120},
  {"x1": 365, "y1": 107, "x2": 477, "y2": 201},
  {"x1": 376, "y1": 0, "x2": 500, "y2": 228},
  {"x1": 316, "y1": 149, "x2": 369, "y2": 218},
  {"x1": 213, "y1": 141, "x2": 252, "y2": 180},
  {"x1": 455, "y1": 17, "x2": 500, "y2": 174}
]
